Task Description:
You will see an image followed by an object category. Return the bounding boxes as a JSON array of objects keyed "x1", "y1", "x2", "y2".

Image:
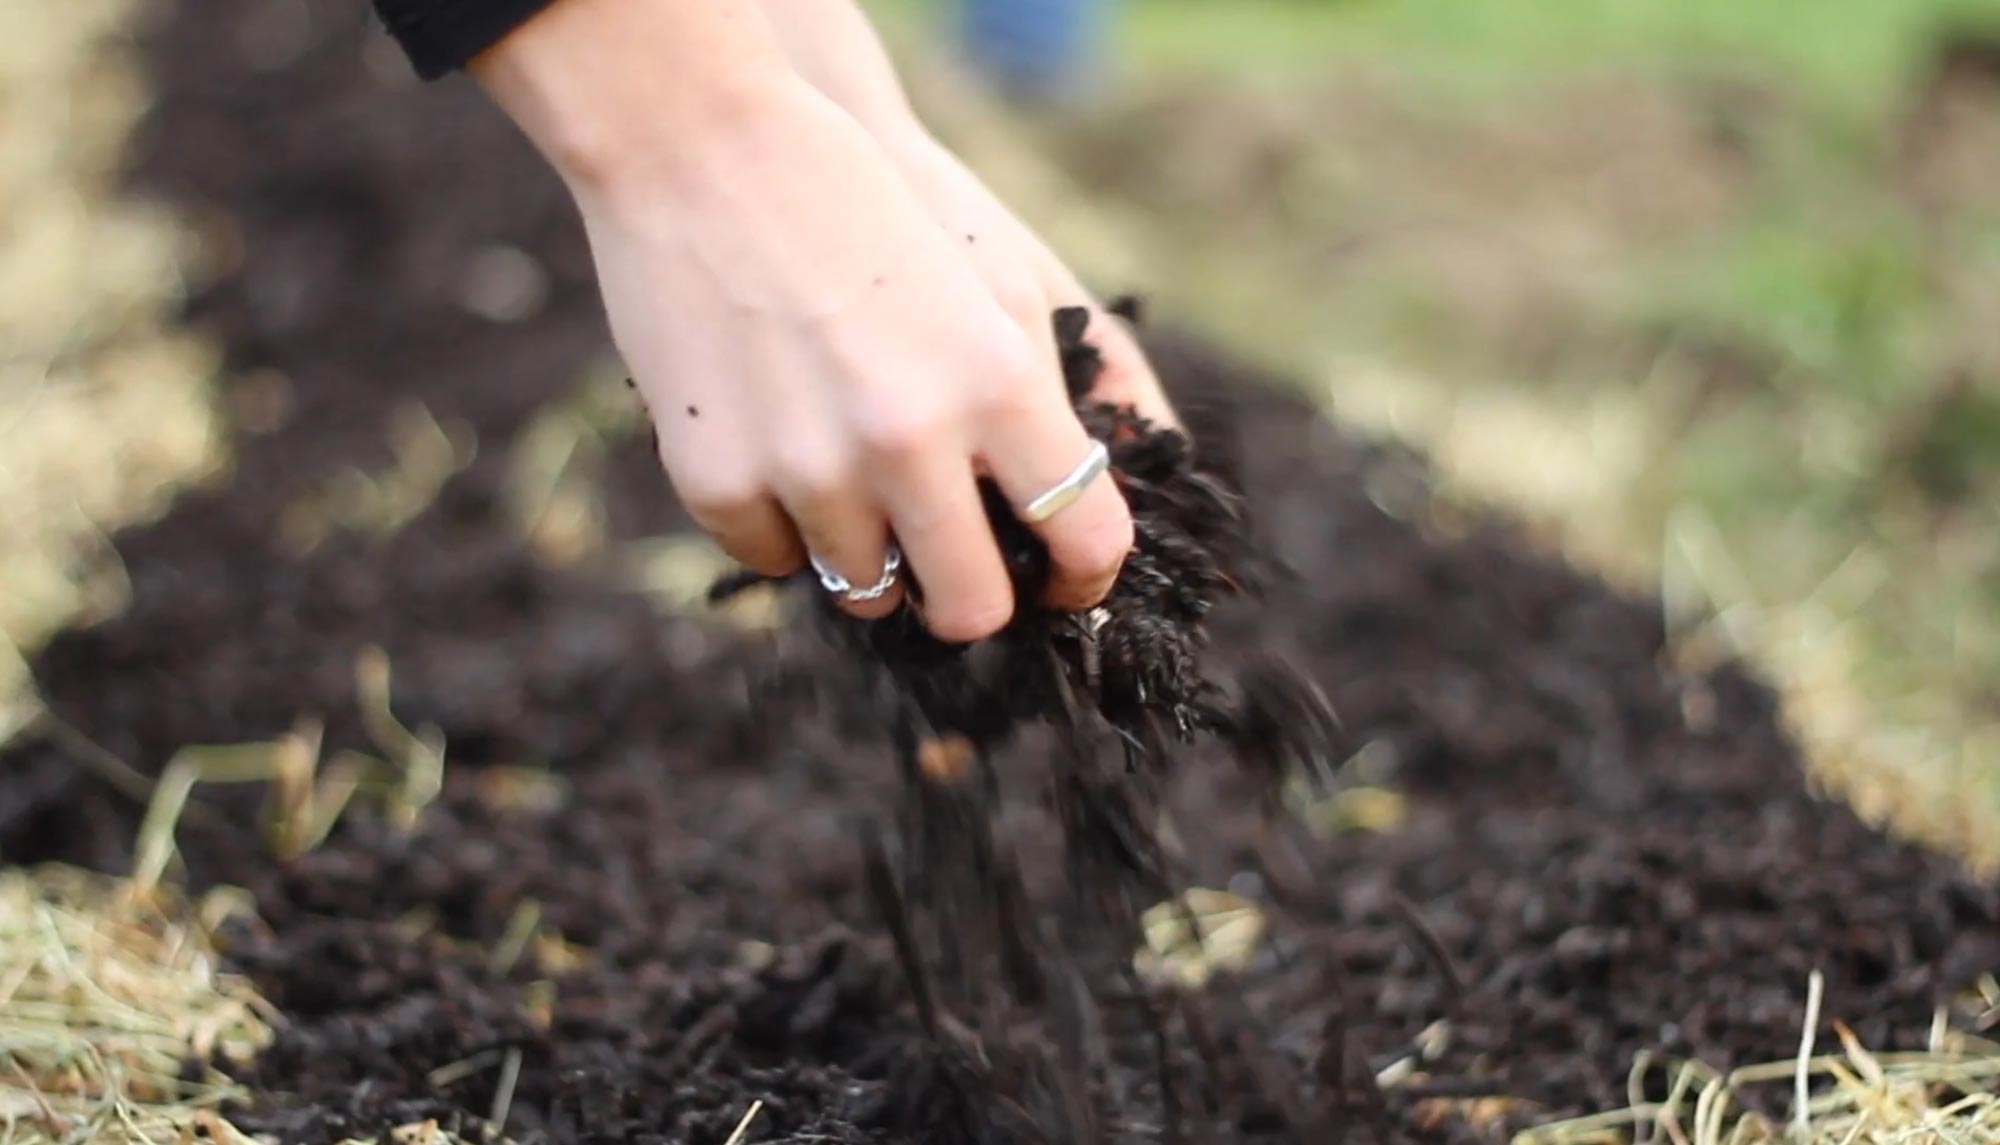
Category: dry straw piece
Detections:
[
  {"x1": 128, "y1": 649, "x2": 451, "y2": 897},
  {"x1": 0, "y1": 865, "x2": 272, "y2": 1145},
  {"x1": 0, "y1": 0, "x2": 226, "y2": 745},
  {"x1": 0, "y1": 863, "x2": 506, "y2": 1145},
  {"x1": 1514, "y1": 971, "x2": 2000, "y2": 1145},
  {"x1": 1133, "y1": 888, "x2": 1267, "y2": 991}
]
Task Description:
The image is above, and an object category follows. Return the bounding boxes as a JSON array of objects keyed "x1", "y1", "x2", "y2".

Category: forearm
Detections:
[
  {"x1": 459, "y1": 0, "x2": 801, "y2": 194},
  {"x1": 372, "y1": 0, "x2": 923, "y2": 161}
]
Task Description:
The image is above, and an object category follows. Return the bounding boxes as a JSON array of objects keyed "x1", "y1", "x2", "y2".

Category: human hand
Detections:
[
  {"x1": 753, "y1": 0, "x2": 1177, "y2": 431},
  {"x1": 874, "y1": 124, "x2": 1177, "y2": 430},
  {"x1": 471, "y1": 0, "x2": 1136, "y2": 642}
]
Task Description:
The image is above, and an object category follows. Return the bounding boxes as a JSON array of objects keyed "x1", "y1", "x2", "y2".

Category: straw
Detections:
[
  {"x1": 0, "y1": 865, "x2": 271, "y2": 1145},
  {"x1": 1515, "y1": 973, "x2": 2000, "y2": 1145}
]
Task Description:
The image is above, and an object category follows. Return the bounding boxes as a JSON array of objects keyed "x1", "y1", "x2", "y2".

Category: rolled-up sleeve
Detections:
[{"x1": 373, "y1": 0, "x2": 562, "y2": 80}]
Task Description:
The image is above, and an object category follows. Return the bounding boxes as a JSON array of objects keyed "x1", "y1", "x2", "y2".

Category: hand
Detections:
[
  {"x1": 754, "y1": 0, "x2": 1177, "y2": 429},
  {"x1": 470, "y1": 0, "x2": 1135, "y2": 642},
  {"x1": 874, "y1": 124, "x2": 1177, "y2": 430}
]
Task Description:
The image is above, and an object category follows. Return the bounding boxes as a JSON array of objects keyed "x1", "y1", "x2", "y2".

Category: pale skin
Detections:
[{"x1": 467, "y1": 0, "x2": 1176, "y2": 642}]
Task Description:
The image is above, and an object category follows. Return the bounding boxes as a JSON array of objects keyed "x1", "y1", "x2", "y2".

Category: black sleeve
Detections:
[{"x1": 372, "y1": 0, "x2": 561, "y2": 80}]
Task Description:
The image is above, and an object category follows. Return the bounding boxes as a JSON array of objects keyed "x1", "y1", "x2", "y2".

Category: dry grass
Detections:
[
  {"x1": 0, "y1": 865, "x2": 506, "y2": 1145},
  {"x1": 1133, "y1": 888, "x2": 1267, "y2": 991},
  {"x1": 720, "y1": 1100, "x2": 763, "y2": 1145},
  {"x1": 128, "y1": 648, "x2": 449, "y2": 897},
  {"x1": 495, "y1": 355, "x2": 798, "y2": 628},
  {"x1": 0, "y1": 644, "x2": 488, "y2": 1145},
  {"x1": 502, "y1": 357, "x2": 635, "y2": 567},
  {"x1": 0, "y1": 0, "x2": 225, "y2": 745},
  {"x1": 276, "y1": 401, "x2": 477, "y2": 558},
  {"x1": 0, "y1": 865, "x2": 271, "y2": 1145},
  {"x1": 1515, "y1": 971, "x2": 2000, "y2": 1145}
]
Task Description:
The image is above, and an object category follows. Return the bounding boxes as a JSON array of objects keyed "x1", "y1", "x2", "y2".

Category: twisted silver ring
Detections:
[
  {"x1": 810, "y1": 545, "x2": 903, "y2": 603},
  {"x1": 1021, "y1": 439, "x2": 1110, "y2": 523}
]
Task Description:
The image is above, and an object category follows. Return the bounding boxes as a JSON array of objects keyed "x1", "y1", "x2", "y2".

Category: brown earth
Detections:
[{"x1": 2, "y1": 2, "x2": 1997, "y2": 1143}]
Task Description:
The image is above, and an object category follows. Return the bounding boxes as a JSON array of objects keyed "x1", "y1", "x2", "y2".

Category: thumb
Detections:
[
  {"x1": 1028, "y1": 242, "x2": 1179, "y2": 431},
  {"x1": 1078, "y1": 303, "x2": 1178, "y2": 431}
]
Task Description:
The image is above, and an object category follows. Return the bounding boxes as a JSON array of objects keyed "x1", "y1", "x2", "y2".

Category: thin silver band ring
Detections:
[{"x1": 1021, "y1": 439, "x2": 1110, "y2": 524}]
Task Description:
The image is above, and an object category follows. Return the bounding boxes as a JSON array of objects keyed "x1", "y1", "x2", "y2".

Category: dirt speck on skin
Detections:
[{"x1": 1, "y1": 4, "x2": 1997, "y2": 1145}]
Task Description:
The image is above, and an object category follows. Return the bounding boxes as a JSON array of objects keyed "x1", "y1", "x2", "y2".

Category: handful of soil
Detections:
[
  {"x1": 713, "y1": 306, "x2": 1341, "y2": 1142},
  {"x1": 714, "y1": 302, "x2": 1328, "y2": 774}
]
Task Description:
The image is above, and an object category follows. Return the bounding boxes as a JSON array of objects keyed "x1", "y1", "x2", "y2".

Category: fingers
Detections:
[
  {"x1": 1026, "y1": 241, "x2": 1181, "y2": 430},
  {"x1": 775, "y1": 463, "x2": 906, "y2": 621},
  {"x1": 675, "y1": 483, "x2": 807, "y2": 578},
  {"x1": 978, "y1": 387, "x2": 1134, "y2": 613},
  {"x1": 673, "y1": 305, "x2": 1140, "y2": 632},
  {"x1": 1081, "y1": 304, "x2": 1179, "y2": 430},
  {"x1": 945, "y1": 232, "x2": 1140, "y2": 612},
  {"x1": 671, "y1": 418, "x2": 1016, "y2": 637},
  {"x1": 873, "y1": 432, "x2": 1017, "y2": 643}
]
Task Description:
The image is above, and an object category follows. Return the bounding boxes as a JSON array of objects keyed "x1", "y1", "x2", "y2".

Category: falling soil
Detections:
[{"x1": 4, "y1": 2, "x2": 1999, "y2": 1144}]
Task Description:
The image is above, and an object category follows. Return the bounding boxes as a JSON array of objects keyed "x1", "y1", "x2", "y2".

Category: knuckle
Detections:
[
  {"x1": 674, "y1": 471, "x2": 764, "y2": 524},
  {"x1": 980, "y1": 378, "x2": 1041, "y2": 422},
  {"x1": 1079, "y1": 512, "x2": 1137, "y2": 578},
  {"x1": 983, "y1": 327, "x2": 1044, "y2": 390},
  {"x1": 857, "y1": 405, "x2": 950, "y2": 466},
  {"x1": 770, "y1": 449, "x2": 860, "y2": 504},
  {"x1": 988, "y1": 270, "x2": 1047, "y2": 331},
  {"x1": 967, "y1": 336, "x2": 1045, "y2": 418},
  {"x1": 859, "y1": 418, "x2": 930, "y2": 462},
  {"x1": 1055, "y1": 511, "x2": 1135, "y2": 590}
]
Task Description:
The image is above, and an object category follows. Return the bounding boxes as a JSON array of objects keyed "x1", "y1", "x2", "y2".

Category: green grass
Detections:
[
  {"x1": 1303, "y1": 0, "x2": 1986, "y2": 100},
  {"x1": 883, "y1": 0, "x2": 2000, "y2": 115}
]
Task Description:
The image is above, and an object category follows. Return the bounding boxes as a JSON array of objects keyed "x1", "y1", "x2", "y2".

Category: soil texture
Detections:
[{"x1": 3, "y1": 3, "x2": 1998, "y2": 1144}]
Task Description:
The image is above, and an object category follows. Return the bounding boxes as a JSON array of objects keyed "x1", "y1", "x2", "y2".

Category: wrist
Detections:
[
  {"x1": 753, "y1": 0, "x2": 922, "y2": 139},
  {"x1": 470, "y1": 0, "x2": 800, "y2": 195}
]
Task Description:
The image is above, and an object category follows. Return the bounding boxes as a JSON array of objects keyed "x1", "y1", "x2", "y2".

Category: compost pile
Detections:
[{"x1": 3, "y1": 2, "x2": 1998, "y2": 1143}]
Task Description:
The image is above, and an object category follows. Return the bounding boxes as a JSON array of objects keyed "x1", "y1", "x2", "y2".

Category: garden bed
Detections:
[{"x1": 1, "y1": 3, "x2": 1996, "y2": 1143}]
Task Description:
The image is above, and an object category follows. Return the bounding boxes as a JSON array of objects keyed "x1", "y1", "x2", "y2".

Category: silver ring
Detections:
[
  {"x1": 810, "y1": 544, "x2": 903, "y2": 603},
  {"x1": 1022, "y1": 439, "x2": 1110, "y2": 523}
]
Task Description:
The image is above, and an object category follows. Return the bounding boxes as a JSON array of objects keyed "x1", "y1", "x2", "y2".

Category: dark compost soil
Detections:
[{"x1": 4, "y1": 2, "x2": 1999, "y2": 1143}]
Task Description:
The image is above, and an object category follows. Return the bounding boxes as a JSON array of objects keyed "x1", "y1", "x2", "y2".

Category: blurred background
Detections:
[
  {"x1": 6, "y1": 0, "x2": 2000, "y2": 868},
  {"x1": 887, "y1": 0, "x2": 2000, "y2": 870}
]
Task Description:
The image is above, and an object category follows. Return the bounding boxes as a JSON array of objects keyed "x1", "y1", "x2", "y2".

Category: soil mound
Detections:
[{"x1": 2, "y1": 3, "x2": 1996, "y2": 1143}]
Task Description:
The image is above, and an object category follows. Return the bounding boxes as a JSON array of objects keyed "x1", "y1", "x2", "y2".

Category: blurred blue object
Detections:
[{"x1": 959, "y1": 0, "x2": 1110, "y2": 99}]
